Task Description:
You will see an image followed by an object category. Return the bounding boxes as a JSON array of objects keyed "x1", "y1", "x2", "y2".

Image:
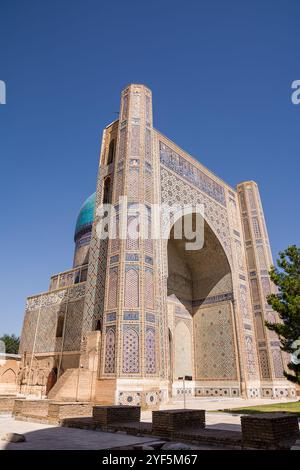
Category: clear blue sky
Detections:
[{"x1": 0, "y1": 0, "x2": 299, "y2": 336}]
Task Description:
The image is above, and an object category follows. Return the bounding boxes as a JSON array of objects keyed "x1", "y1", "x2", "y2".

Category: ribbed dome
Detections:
[{"x1": 74, "y1": 192, "x2": 95, "y2": 241}]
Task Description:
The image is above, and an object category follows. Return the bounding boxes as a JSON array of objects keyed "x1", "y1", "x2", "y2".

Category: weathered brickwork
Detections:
[
  {"x1": 241, "y1": 414, "x2": 299, "y2": 449},
  {"x1": 13, "y1": 399, "x2": 50, "y2": 418},
  {"x1": 48, "y1": 402, "x2": 92, "y2": 421},
  {"x1": 0, "y1": 396, "x2": 16, "y2": 413},
  {"x1": 92, "y1": 405, "x2": 140, "y2": 429},
  {"x1": 152, "y1": 409, "x2": 205, "y2": 438}
]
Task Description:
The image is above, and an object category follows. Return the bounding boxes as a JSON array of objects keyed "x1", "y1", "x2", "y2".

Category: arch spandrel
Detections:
[{"x1": 160, "y1": 166, "x2": 233, "y2": 270}]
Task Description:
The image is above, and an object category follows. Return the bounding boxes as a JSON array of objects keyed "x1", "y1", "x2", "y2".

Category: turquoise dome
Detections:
[{"x1": 74, "y1": 192, "x2": 96, "y2": 241}]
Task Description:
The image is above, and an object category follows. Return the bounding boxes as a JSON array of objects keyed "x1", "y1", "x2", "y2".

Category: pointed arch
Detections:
[{"x1": 107, "y1": 139, "x2": 115, "y2": 165}]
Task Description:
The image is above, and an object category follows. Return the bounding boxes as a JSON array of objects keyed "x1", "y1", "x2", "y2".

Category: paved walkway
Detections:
[
  {"x1": 141, "y1": 396, "x2": 297, "y2": 429},
  {"x1": 1, "y1": 397, "x2": 298, "y2": 450},
  {"x1": 0, "y1": 414, "x2": 161, "y2": 450},
  {"x1": 163, "y1": 396, "x2": 295, "y2": 411},
  {"x1": 0, "y1": 414, "x2": 228, "y2": 450}
]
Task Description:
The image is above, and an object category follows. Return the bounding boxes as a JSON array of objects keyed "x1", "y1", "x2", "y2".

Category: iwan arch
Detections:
[
  {"x1": 17, "y1": 84, "x2": 296, "y2": 407},
  {"x1": 167, "y1": 213, "x2": 236, "y2": 394}
]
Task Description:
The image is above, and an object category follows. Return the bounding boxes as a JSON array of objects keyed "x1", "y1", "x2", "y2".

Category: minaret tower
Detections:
[
  {"x1": 82, "y1": 84, "x2": 168, "y2": 407},
  {"x1": 237, "y1": 181, "x2": 293, "y2": 397}
]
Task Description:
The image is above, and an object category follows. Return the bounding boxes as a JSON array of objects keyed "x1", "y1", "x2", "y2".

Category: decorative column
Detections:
[
  {"x1": 225, "y1": 188, "x2": 261, "y2": 398},
  {"x1": 98, "y1": 84, "x2": 168, "y2": 407},
  {"x1": 237, "y1": 181, "x2": 296, "y2": 398}
]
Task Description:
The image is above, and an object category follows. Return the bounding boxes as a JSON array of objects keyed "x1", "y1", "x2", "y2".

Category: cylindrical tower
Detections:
[
  {"x1": 82, "y1": 84, "x2": 168, "y2": 407},
  {"x1": 237, "y1": 181, "x2": 296, "y2": 398}
]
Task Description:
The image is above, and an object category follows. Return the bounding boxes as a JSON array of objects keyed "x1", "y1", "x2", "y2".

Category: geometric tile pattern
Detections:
[
  {"x1": 122, "y1": 326, "x2": 139, "y2": 374},
  {"x1": 124, "y1": 267, "x2": 139, "y2": 308},
  {"x1": 193, "y1": 302, "x2": 237, "y2": 380},
  {"x1": 160, "y1": 168, "x2": 232, "y2": 261},
  {"x1": 244, "y1": 334, "x2": 258, "y2": 380},
  {"x1": 160, "y1": 142, "x2": 226, "y2": 207},
  {"x1": 104, "y1": 327, "x2": 116, "y2": 373},
  {"x1": 259, "y1": 349, "x2": 271, "y2": 379},
  {"x1": 118, "y1": 391, "x2": 141, "y2": 406},
  {"x1": 145, "y1": 327, "x2": 156, "y2": 374},
  {"x1": 80, "y1": 160, "x2": 109, "y2": 349},
  {"x1": 145, "y1": 268, "x2": 154, "y2": 310},
  {"x1": 107, "y1": 267, "x2": 118, "y2": 309},
  {"x1": 272, "y1": 349, "x2": 285, "y2": 378},
  {"x1": 239, "y1": 284, "x2": 250, "y2": 320},
  {"x1": 19, "y1": 282, "x2": 86, "y2": 355}
]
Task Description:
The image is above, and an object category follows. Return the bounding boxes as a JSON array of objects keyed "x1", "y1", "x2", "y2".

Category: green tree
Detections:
[
  {"x1": 266, "y1": 245, "x2": 300, "y2": 384},
  {"x1": 0, "y1": 334, "x2": 20, "y2": 354}
]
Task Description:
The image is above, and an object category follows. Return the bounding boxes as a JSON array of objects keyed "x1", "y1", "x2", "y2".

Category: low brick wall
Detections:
[
  {"x1": 152, "y1": 409, "x2": 206, "y2": 438},
  {"x1": 48, "y1": 402, "x2": 92, "y2": 421},
  {"x1": 13, "y1": 399, "x2": 50, "y2": 418},
  {"x1": 174, "y1": 428, "x2": 242, "y2": 448},
  {"x1": 241, "y1": 413, "x2": 299, "y2": 449},
  {"x1": 92, "y1": 405, "x2": 141, "y2": 429},
  {"x1": 12, "y1": 399, "x2": 23, "y2": 416},
  {"x1": 0, "y1": 396, "x2": 16, "y2": 413}
]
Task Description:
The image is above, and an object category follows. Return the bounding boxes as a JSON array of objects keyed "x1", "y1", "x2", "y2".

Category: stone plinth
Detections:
[
  {"x1": 92, "y1": 405, "x2": 141, "y2": 429},
  {"x1": 12, "y1": 399, "x2": 92, "y2": 424},
  {"x1": 47, "y1": 402, "x2": 92, "y2": 421},
  {"x1": 152, "y1": 409, "x2": 206, "y2": 438},
  {"x1": 13, "y1": 399, "x2": 50, "y2": 418},
  {"x1": 241, "y1": 413, "x2": 299, "y2": 449}
]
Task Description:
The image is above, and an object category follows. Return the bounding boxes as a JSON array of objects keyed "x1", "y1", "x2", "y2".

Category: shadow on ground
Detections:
[{"x1": 2, "y1": 423, "x2": 161, "y2": 450}]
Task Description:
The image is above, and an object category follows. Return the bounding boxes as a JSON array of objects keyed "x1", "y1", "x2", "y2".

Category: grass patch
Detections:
[{"x1": 217, "y1": 401, "x2": 300, "y2": 417}]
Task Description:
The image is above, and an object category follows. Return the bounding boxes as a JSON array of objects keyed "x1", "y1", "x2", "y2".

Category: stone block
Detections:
[
  {"x1": 48, "y1": 402, "x2": 92, "y2": 421},
  {"x1": 13, "y1": 399, "x2": 50, "y2": 418},
  {"x1": 92, "y1": 405, "x2": 141, "y2": 428},
  {"x1": 241, "y1": 413, "x2": 299, "y2": 449},
  {"x1": 0, "y1": 396, "x2": 16, "y2": 413},
  {"x1": 152, "y1": 409, "x2": 205, "y2": 438}
]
